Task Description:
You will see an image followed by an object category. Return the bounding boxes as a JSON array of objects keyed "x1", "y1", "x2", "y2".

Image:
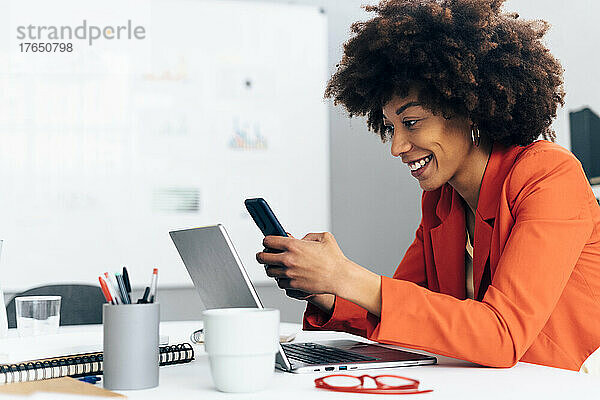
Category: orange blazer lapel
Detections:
[
  {"x1": 473, "y1": 217, "x2": 492, "y2": 298},
  {"x1": 430, "y1": 187, "x2": 467, "y2": 299},
  {"x1": 472, "y1": 144, "x2": 523, "y2": 298}
]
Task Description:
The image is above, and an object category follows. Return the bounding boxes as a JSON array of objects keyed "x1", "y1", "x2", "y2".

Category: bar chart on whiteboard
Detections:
[{"x1": 0, "y1": 0, "x2": 329, "y2": 290}]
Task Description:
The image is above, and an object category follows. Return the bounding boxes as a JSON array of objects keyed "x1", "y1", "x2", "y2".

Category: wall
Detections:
[
  {"x1": 138, "y1": 0, "x2": 422, "y2": 323},
  {"x1": 503, "y1": 0, "x2": 600, "y2": 148},
  {"x1": 191, "y1": 0, "x2": 421, "y2": 322},
  {"x1": 12, "y1": 0, "x2": 593, "y2": 323},
  {"x1": 124, "y1": 0, "x2": 422, "y2": 323},
  {"x1": 3, "y1": 0, "x2": 422, "y2": 323},
  {"x1": 150, "y1": 0, "x2": 600, "y2": 322}
]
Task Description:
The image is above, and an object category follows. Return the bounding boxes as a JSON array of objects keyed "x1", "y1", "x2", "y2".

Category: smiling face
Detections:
[{"x1": 382, "y1": 93, "x2": 474, "y2": 192}]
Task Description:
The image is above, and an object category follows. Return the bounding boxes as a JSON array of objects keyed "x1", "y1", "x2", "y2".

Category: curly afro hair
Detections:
[{"x1": 324, "y1": 0, "x2": 565, "y2": 146}]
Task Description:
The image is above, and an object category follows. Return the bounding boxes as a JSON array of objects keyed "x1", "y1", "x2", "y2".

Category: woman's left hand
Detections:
[{"x1": 256, "y1": 232, "x2": 354, "y2": 296}]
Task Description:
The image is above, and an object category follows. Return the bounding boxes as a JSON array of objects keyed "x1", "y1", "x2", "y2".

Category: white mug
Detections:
[{"x1": 202, "y1": 308, "x2": 279, "y2": 393}]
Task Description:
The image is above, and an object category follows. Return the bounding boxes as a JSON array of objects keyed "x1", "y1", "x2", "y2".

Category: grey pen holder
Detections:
[{"x1": 103, "y1": 303, "x2": 160, "y2": 390}]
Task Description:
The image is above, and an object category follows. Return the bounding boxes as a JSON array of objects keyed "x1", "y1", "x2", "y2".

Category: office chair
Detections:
[{"x1": 5, "y1": 284, "x2": 105, "y2": 328}]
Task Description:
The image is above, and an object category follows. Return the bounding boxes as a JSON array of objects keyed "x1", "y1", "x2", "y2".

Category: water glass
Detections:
[{"x1": 15, "y1": 296, "x2": 61, "y2": 337}]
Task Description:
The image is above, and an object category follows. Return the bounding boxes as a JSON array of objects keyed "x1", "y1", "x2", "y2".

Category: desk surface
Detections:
[{"x1": 19, "y1": 321, "x2": 600, "y2": 398}]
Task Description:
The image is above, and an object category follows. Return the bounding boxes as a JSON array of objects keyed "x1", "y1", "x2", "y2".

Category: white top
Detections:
[
  {"x1": 581, "y1": 347, "x2": 600, "y2": 375},
  {"x1": 466, "y1": 228, "x2": 475, "y2": 299}
]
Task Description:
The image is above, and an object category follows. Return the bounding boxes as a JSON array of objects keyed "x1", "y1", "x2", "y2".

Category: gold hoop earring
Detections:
[{"x1": 470, "y1": 125, "x2": 480, "y2": 147}]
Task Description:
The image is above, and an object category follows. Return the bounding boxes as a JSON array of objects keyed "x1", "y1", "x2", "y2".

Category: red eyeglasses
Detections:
[{"x1": 314, "y1": 374, "x2": 433, "y2": 395}]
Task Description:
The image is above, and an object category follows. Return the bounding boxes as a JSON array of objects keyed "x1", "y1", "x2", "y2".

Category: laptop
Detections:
[{"x1": 169, "y1": 224, "x2": 437, "y2": 373}]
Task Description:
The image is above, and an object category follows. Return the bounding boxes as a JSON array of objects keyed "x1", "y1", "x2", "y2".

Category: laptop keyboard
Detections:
[{"x1": 282, "y1": 342, "x2": 377, "y2": 365}]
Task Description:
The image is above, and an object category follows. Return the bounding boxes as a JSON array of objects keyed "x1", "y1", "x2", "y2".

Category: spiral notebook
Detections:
[{"x1": 0, "y1": 343, "x2": 194, "y2": 385}]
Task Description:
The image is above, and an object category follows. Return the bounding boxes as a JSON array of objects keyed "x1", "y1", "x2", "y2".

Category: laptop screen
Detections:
[{"x1": 169, "y1": 224, "x2": 293, "y2": 370}]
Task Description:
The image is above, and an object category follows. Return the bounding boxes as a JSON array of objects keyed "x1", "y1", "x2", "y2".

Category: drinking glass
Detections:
[{"x1": 15, "y1": 296, "x2": 61, "y2": 337}]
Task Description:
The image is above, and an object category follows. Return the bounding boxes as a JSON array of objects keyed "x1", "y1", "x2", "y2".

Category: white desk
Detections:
[
  {"x1": 127, "y1": 321, "x2": 600, "y2": 399},
  {"x1": 10, "y1": 321, "x2": 600, "y2": 398}
]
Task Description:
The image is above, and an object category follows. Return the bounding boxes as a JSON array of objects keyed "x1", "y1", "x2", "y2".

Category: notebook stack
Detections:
[{"x1": 0, "y1": 343, "x2": 194, "y2": 384}]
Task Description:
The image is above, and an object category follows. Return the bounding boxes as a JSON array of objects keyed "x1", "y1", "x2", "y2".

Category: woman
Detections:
[{"x1": 256, "y1": 0, "x2": 600, "y2": 372}]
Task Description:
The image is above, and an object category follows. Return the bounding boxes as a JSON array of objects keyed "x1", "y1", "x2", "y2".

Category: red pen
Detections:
[
  {"x1": 98, "y1": 276, "x2": 114, "y2": 305},
  {"x1": 104, "y1": 272, "x2": 121, "y2": 304},
  {"x1": 149, "y1": 268, "x2": 158, "y2": 303}
]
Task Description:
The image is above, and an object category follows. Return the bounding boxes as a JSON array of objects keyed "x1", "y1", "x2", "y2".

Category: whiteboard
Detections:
[{"x1": 0, "y1": 0, "x2": 330, "y2": 291}]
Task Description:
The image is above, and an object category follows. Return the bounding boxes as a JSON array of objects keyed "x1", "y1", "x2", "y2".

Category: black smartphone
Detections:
[
  {"x1": 245, "y1": 198, "x2": 311, "y2": 299},
  {"x1": 244, "y1": 198, "x2": 288, "y2": 238}
]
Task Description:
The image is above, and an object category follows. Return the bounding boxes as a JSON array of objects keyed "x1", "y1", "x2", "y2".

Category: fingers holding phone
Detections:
[
  {"x1": 264, "y1": 265, "x2": 316, "y2": 300},
  {"x1": 255, "y1": 230, "x2": 351, "y2": 296},
  {"x1": 245, "y1": 198, "x2": 316, "y2": 299}
]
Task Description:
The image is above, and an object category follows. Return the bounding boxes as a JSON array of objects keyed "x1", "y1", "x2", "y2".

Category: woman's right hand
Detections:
[
  {"x1": 270, "y1": 232, "x2": 311, "y2": 301},
  {"x1": 283, "y1": 288, "x2": 316, "y2": 300},
  {"x1": 307, "y1": 293, "x2": 336, "y2": 315},
  {"x1": 267, "y1": 232, "x2": 334, "y2": 308}
]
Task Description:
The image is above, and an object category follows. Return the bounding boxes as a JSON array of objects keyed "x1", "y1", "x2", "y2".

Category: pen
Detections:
[
  {"x1": 149, "y1": 268, "x2": 158, "y2": 303},
  {"x1": 137, "y1": 286, "x2": 150, "y2": 304},
  {"x1": 98, "y1": 276, "x2": 114, "y2": 305},
  {"x1": 104, "y1": 272, "x2": 121, "y2": 304},
  {"x1": 122, "y1": 266, "x2": 132, "y2": 295},
  {"x1": 79, "y1": 376, "x2": 101, "y2": 384},
  {"x1": 116, "y1": 273, "x2": 131, "y2": 304}
]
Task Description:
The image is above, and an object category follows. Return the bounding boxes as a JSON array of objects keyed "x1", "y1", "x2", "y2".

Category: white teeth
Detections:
[{"x1": 408, "y1": 155, "x2": 432, "y2": 171}]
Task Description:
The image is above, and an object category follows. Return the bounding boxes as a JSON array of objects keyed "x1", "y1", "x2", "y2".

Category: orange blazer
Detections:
[{"x1": 304, "y1": 141, "x2": 600, "y2": 370}]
